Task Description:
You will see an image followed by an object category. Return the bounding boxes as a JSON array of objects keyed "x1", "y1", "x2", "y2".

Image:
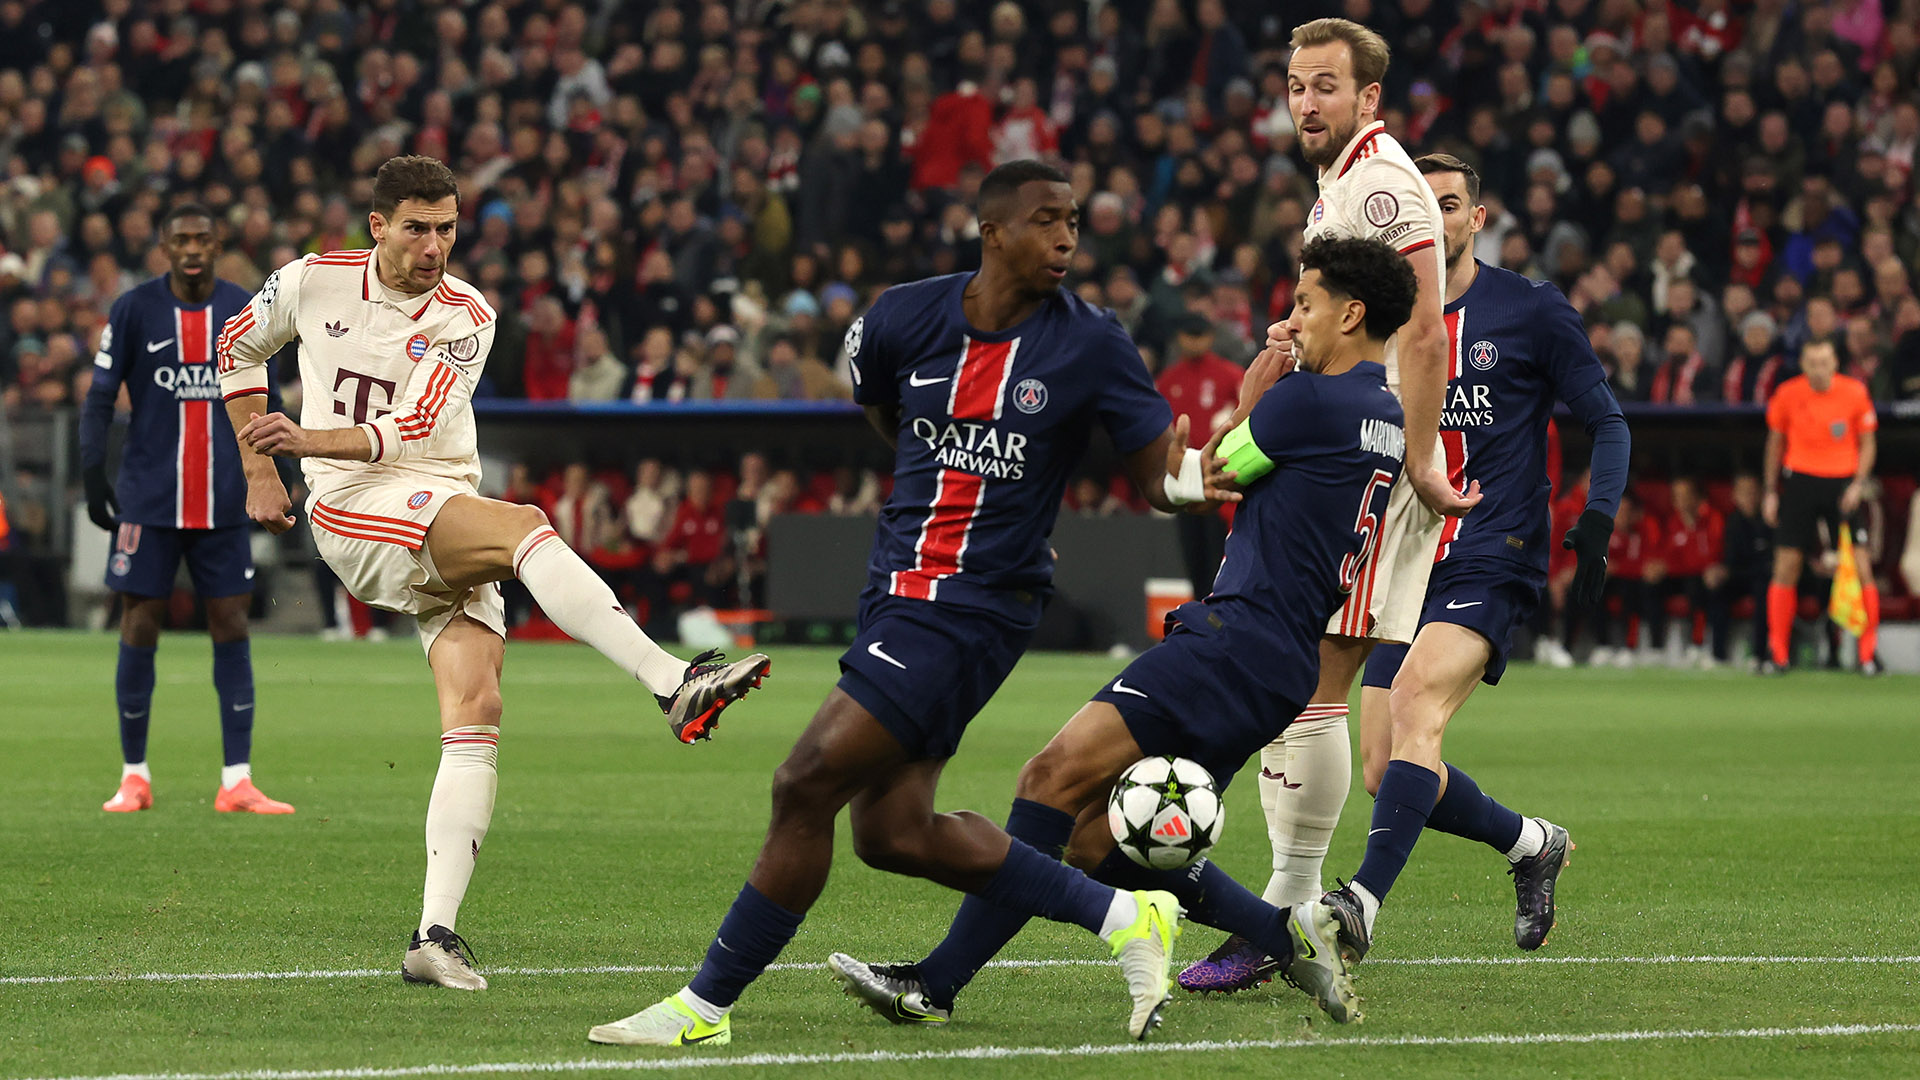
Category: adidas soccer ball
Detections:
[{"x1": 1108, "y1": 756, "x2": 1224, "y2": 871}]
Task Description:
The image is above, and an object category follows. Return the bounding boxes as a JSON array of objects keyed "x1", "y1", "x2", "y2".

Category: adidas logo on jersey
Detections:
[{"x1": 326, "y1": 321, "x2": 350, "y2": 338}]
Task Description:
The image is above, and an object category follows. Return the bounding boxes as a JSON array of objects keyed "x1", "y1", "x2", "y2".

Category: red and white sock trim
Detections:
[
  {"x1": 512, "y1": 526, "x2": 561, "y2": 578},
  {"x1": 440, "y1": 725, "x2": 500, "y2": 749},
  {"x1": 1296, "y1": 704, "x2": 1350, "y2": 720}
]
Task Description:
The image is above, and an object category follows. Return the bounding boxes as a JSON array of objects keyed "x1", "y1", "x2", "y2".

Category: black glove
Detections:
[
  {"x1": 1561, "y1": 508, "x2": 1614, "y2": 608},
  {"x1": 83, "y1": 465, "x2": 119, "y2": 533}
]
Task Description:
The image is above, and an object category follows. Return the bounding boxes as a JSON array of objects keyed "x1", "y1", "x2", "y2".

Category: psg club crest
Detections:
[
  {"x1": 1012, "y1": 378, "x2": 1048, "y2": 414},
  {"x1": 405, "y1": 333, "x2": 430, "y2": 362},
  {"x1": 1469, "y1": 340, "x2": 1499, "y2": 371},
  {"x1": 110, "y1": 553, "x2": 131, "y2": 577},
  {"x1": 408, "y1": 491, "x2": 433, "y2": 510}
]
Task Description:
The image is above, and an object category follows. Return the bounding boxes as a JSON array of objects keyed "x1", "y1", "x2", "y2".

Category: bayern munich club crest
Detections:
[
  {"x1": 405, "y1": 333, "x2": 431, "y2": 361},
  {"x1": 1012, "y1": 378, "x2": 1049, "y2": 414},
  {"x1": 1469, "y1": 340, "x2": 1499, "y2": 371},
  {"x1": 407, "y1": 490, "x2": 433, "y2": 510},
  {"x1": 1311, "y1": 199, "x2": 1326, "y2": 223}
]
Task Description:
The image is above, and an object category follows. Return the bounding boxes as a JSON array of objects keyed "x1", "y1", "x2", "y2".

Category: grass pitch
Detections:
[{"x1": 2, "y1": 631, "x2": 1917, "y2": 1079}]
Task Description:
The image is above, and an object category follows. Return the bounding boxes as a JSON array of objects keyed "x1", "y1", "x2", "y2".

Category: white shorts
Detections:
[
  {"x1": 307, "y1": 475, "x2": 505, "y2": 653},
  {"x1": 1328, "y1": 467, "x2": 1444, "y2": 645}
]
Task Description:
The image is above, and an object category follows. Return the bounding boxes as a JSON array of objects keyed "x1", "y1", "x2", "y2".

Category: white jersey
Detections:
[
  {"x1": 1304, "y1": 120, "x2": 1445, "y2": 394},
  {"x1": 215, "y1": 250, "x2": 497, "y2": 492}
]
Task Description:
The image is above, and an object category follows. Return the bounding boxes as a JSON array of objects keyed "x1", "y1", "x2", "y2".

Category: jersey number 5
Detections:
[{"x1": 1338, "y1": 469, "x2": 1397, "y2": 595}]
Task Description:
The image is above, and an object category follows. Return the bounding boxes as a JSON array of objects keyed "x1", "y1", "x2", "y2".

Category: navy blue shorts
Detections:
[
  {"x1": 836, "y1": 593, "x2": 1038, "y2": 761},
  {"x1": 1363, "y1": 559, "x2": 1543, "y2": 689},
  {"x1": 1090, "y1": 625, "x2": 1307, "y2": 792},
  {"x1": 104, "y1": 523, "x2": 254, "y2": 599}
]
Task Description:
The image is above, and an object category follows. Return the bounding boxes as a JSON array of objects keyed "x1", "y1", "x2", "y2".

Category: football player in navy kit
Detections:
[
  {"x1": 1316, "y1": 155, "x2": 1632, "y2": 968},
  {"x1": 589, "y1": 161, "x2": 1236, "y2": 1047},
  {"x1": 80, "y1": 203, "x2": 296, "y2": 816},
  {"x1": 831, "y1": 236, "x2": 1425, "y2": 1029}
]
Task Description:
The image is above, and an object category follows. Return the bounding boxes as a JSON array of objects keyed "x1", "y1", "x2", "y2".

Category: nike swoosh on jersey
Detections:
[
  {"x1": 1110, "y1": 679, "x2": 1149, "y2": 698},
  {"x1": 1445, "y1": 600, "x2": 1484, "y2": 610},
  {"x1": 907, "y1": 372, "x2": 949, "y2": 386},
  {"x1": 867, "y1": 641, "x2": 907, "y2": 670},
  {"x1": 146, "y1": 338, "x2": 175, "y2": 353}
]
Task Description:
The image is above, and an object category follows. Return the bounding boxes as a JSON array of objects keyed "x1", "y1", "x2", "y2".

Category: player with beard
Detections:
[
  {"x1": 1184, "y1": 154, "x2": 1631, "y2": 993},
  {"x1": 1180, "y1": 17, "x2": 1475, "y2": 992}
]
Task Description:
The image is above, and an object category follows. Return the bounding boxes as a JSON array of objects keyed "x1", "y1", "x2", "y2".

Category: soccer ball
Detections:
[{"x1": 1108, "y1": 756, "x2": 1224, "y2": 870}]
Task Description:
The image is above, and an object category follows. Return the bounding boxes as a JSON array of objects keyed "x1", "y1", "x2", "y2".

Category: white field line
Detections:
[
  {"x1": 14, "y1": 1023, "x2": 1920, "y2": 1080},
  {"x1": 6, "y1": 953, "x2": 1920, "y2": 987}
]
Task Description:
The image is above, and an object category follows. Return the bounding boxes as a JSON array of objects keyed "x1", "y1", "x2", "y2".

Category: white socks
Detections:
[
  {"x1": 1506, "y1": 817, "x2": 1548, "y2": 862},
  {"x1": 1351, "y1": 880, "x2": 1381, "y2": 934},
  {"x1": 678, "y1": 986, "x2": 730, "y2": 1023},
  {"x1": 1098, "y1": 890, "x2": 1140, "y2": 940},
  {"x1": 420, "y1": 725, "x2": 500, "y2": 935},
  {"x1": 219, "y1": 763, "x2": 250, "y2": 789},
  {"x1": 1258, "y1": 706, "x2": 1353, "y2": 908},
  {"x1": 123, "y1": 762, "x2": 151, "y2": 781},
  {"x1": 511, "y1": 526, "x2": 685, "y2": 695}
]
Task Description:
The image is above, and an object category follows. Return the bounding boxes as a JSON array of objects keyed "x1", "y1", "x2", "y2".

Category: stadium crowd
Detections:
[{"x1": 2, "y1": 0, "x2": 1919, "y2": 652}]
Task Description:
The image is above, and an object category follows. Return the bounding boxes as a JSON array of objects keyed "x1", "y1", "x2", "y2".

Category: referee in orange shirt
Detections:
[{"x1": 1762, "y1": 340, "x2": 1882, "y2": 675}]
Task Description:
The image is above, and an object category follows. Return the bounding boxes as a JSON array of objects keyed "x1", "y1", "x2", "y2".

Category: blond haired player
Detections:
[
  {"x1": 1181, "y1": 18, "x2": 1481, "y2": 991},
  {"x1": 216, "y1": 156, "x2": 770, "y2": 990}
]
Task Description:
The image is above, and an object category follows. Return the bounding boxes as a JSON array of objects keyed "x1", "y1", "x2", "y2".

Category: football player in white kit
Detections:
[
  {"x1": 1181, "y1": 18, "x2": 1481, "y2": 992},
  {"x1": 216, "y1": 156, "x2": 771, "y2": 990}
]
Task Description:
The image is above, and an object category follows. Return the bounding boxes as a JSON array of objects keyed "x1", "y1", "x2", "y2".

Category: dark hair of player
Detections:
[
  {"x1": 1416, "y1": 153, "x2": 1482, "y2": 203},
  {"x1": 372, "y1": 155, "x2": 461, "y2": 218},
  {"x1": 162, "y1": 202, "x2": 215, "y2": 230},
  {"x1": 976, "y1": 159, "x2": 1070, "y2": 224},
  {"x1": 1299, "y1": 236, "x2": 1418, "y2": 342}
]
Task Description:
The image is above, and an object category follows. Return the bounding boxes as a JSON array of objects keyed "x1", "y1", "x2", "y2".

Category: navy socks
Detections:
[
  {"x1": 115, "y1": 642, "x2": 157, "y2": 763},
  {"x1": 1424, "y1": 763, "x2": 1524, "y2": 854},
  {"x1": 687, "y1": 884, "x2": 805, "y2": 1009},
  {"x1": 212, "y1": 639, "x2": 254, "y2": 767},
  {"x1": 1353, "y1": 761, "x2": 1442, "y2": 902},
  {"x1": 918, "y1": 798, "x2": 1073, "y2": 1008}
]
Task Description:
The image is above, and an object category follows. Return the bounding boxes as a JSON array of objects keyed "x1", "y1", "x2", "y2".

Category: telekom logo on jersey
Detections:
[{"x1": 334, "y1": 368, "x2": 398, "y2": 424}]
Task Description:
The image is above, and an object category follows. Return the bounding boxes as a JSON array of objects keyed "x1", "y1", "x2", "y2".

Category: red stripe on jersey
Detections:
[
  {"x1": 222, "y1": 386, "x2": 267, "y2": 402},
  {"x1": 1399, "y1": 239, "x2": 1435, "y2": 256},
  {"x1": 362, "y1": 422, "x2": 386, "y2": 462},
  {"x1": 1444, "y1": 308, "x2": 1464, "y2": 380},
  {"x1": 215, "y1": 309, "x2": 255, "y2": 373},
  {"x1": 409, "y1": 295, "x2": 433, "y2": 320},
  {"x1": 1338, "y1": 124, "x2": 1386, "y2": 178},
  {"x1": 398, "y1": 364, "x2": 458, "y2": 440},
  {"x1": 946, "y1": 337, "x2": 1019, "y2": 420},
  {"x1": 889, "y1": 469, "x2": 987, "y2": 601},
  {"x1": 435, "y1": 283, "x2": 493, "y2": 325},
  {"x1": 1435, "y1": 430, "x2": 1471, "y2": 562},
  {"x1": 311, "y1": 250, "x2": 372, "y2": 262},
  {"x1": 177, "y1": 308, "x2": 214, "y2": 529}
]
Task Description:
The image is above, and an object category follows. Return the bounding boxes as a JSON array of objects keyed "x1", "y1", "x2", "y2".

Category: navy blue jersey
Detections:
[
  {"x1": 1175, "y1": 360, "x2": 1406, "y2": 707},
  {"x1": 848, "y1": 274, "x2": 1171, "y2": 618},
  {"x1": 80, "y1": 276, "x2": 260, "y2": 529},
  {"x1": 1434, "y1": 262, "x2": 1609, "y2": 572}
]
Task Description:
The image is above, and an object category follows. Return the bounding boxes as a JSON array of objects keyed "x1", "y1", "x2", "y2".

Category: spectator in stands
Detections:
[
  {"x1": 1587, "y1": 490, "x2": 1661, "y2": 668},
  {"x1": 625, "y1": 459, "x2": 677, "y2": 552},
  {"x1": 1652, "y1": 323, "x2": 1716, "y2": 404},
  {"x1": 1653, "y1": 476, "x2": 1733, "y2": 666},
  {"x1": 1724, "y1": 312, "x2": 1794, "y2": 404},
  {"x1": 629, "y1": 326, "x2": 692, "y2": 403},
  {"x1": 1068, "y1": 475, "x2": 1127, "y2": 517},
  {"x1": 1606, "y1": 321, "x2": 1655, "y2": 403},
  {"x1": 550, "y1": 463, "x2": 612, "y2": 554},
  {"x1": 691, "y1": 326, "x2": 763, "y2": 401},
  {"x1": 827, "y1": 466, "x2": 882, "y2": 516},
  {"x1": 570, "y1": 325, "x2": 628, "y2": 403},
  {"x1": 1154, "y1": 311, "x2": 1242, "y2": 601},
  {"x1": 1724, "y1": 473, "x2": 1777, "y2": 667},
  {"x1": 661, "y1": 468, "x2": 730, "y2": 605}
]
